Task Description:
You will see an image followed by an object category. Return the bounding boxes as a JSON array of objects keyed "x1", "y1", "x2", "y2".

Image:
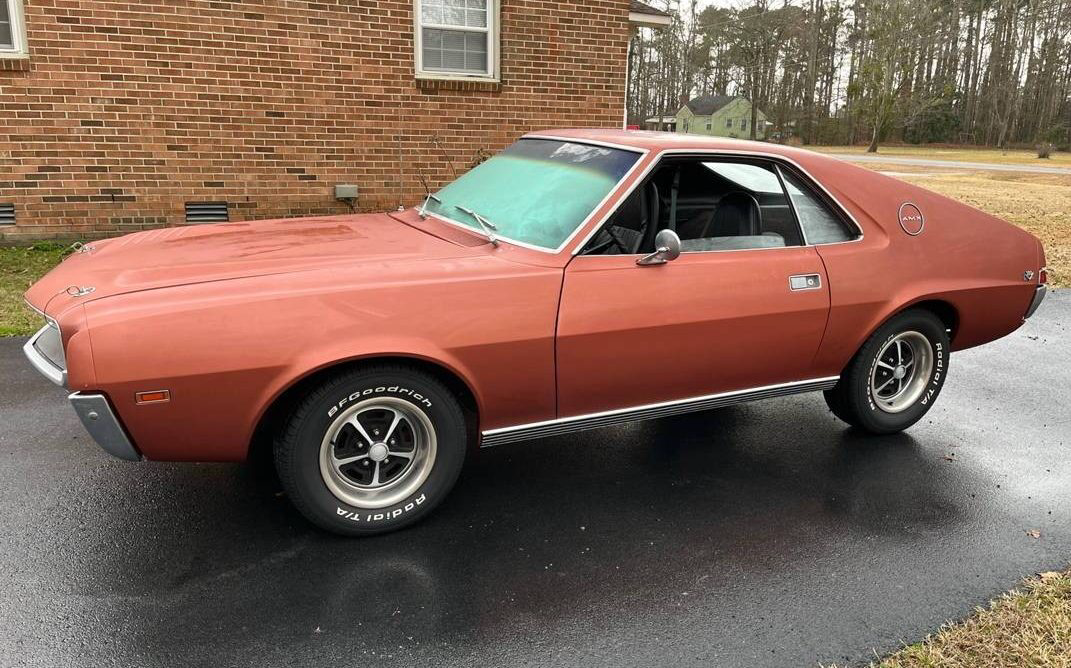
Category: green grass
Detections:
[{"x1": 0, "y1": 243, "x2": 72, "y2": 336}]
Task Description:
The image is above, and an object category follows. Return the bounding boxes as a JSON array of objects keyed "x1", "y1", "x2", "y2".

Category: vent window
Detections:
[
  {"x1": 185, "y1": 201, "x2": 229, "y2": 224},
  {"x1": 0, "y1": 203, "x2": 14, "y2": 225}
]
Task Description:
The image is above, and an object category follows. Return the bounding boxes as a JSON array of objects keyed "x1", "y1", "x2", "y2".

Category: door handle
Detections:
[{"x1": 789, "y1": 274, "x2": 822, "y2": 291}]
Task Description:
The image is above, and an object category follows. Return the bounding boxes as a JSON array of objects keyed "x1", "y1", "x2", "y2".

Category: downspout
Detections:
[{"x1": 624, "y1": 30, "x2": 634, "y2": 129}]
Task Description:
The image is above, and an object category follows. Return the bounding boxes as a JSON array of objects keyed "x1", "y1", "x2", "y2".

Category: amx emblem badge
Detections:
[{"x1": 898, "y1": 203, "x2": 925, "y2": 236}]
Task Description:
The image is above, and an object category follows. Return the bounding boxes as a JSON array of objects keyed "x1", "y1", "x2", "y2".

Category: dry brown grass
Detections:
[
  {"x1": 858, "y1": 165, "x2": 1070, "y2": 287},
  {"x1": 811, "y1": 145, "x2": 1071, "y2": 167},
  {"x1": 864, "y1": 569, "x2": 1071, "y2": 668}
]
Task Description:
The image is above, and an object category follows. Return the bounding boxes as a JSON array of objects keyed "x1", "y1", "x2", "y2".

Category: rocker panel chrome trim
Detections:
[{"x1": 480, "y1": 376, "x2": 840, "y2": 447}]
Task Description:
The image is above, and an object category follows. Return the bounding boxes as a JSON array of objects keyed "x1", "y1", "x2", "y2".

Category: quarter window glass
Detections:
[{"x1": 781, "y1": 170, "x2": 855, "y2": 244}]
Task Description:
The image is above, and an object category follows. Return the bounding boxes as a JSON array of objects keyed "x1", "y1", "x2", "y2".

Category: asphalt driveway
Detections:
[{"x1": 1, "y1": 292, "x2": 1069, "y2": 668}]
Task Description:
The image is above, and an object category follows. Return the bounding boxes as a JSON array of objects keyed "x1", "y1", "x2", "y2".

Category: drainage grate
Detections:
[
  {"x1": 0, "y1": 203, "x2": 14, "y2": 225},
  {"x1": 184, "y1": 201, "x2": 229, "y2": 224}
]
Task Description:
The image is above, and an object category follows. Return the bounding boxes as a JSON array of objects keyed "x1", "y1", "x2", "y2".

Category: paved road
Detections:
[
  {"x1": 2, "y1": 293, "x2": 1069, "y2": 668},
  {"x1": 827, "y1": 152, "x2": 1071, "y2": 174}
]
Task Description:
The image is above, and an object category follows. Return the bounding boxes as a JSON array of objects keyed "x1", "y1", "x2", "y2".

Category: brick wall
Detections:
[{"x1": 0, "y1": 0, "x2": 630, "y2": 241}]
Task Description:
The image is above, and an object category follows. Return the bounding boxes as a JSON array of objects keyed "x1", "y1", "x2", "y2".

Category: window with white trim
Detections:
[
  {"x1": 725, "y1": 117, "x2": 733, "y2": 128},
  {"x1": 0, "y1": 0, "x2": 28, "y2": 58},
  {"x1": 416, "y1": 0, "x2": 496, "y2": 79}
]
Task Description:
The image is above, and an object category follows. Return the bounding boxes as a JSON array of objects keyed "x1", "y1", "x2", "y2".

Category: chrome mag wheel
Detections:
[
  {"x1": 319, "y1": 397, "x2": 437, "y2": 509},
  {"x1": 870, "y1": 330, "x2": 934, "y2": 413}
]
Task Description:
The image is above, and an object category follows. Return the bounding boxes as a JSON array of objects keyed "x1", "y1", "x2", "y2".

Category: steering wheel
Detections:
[
  {"x1": 583, "y1": 182, "x2": 656, "y2": 255},
  {"x1": 585, "y1": 227, "x2": 631, "y2": 255}
]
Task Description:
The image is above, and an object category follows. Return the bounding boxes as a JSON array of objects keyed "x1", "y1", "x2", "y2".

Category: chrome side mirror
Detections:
[{"x1": 636, "y1": 229, "x2": 681, "y2": 266}]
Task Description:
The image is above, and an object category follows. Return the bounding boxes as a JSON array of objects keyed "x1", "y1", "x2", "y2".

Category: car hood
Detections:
[{"x1": 25, "y1": 213, "x2": 474, "y2": 318}]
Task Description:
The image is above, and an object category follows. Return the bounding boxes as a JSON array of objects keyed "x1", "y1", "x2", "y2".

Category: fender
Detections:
[{"x1": 244, "y1": 334, "x2": 487, "y2": 453}]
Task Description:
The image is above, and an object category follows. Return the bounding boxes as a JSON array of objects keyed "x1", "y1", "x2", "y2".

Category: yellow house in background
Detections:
[{"x1": 676, "y1": 95, "x2": 768, "y2": 140}]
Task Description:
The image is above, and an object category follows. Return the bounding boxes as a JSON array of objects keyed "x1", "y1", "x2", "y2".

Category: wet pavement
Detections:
[{"x1": 1, "y1": 292, "x2": 1069, "y2": 668}]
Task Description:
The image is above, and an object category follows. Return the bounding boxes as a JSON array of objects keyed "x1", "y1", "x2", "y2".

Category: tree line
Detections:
[{"x1": 627, "y1": 0, "x2": 1071, "y2": 150}]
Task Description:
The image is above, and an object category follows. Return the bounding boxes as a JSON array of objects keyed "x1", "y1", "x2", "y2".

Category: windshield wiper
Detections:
[
  {"x1": 418, "y1": 193, "x2": 441, "y2": 219},
  {"x1": 454, "y1": 205, "x2": 499, "y2": 246}
]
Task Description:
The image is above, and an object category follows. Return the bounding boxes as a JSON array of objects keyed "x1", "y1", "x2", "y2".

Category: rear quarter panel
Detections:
[
  {"x1": 84, "y1": 256, "x2": 562, "y2": 461},
  {"x1": 801, "y1": 156, "x2": 1039, "y2": 376}
]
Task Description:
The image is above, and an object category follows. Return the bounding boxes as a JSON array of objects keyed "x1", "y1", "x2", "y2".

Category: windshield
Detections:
[{"x1": 422, "y1": 138, "x2": 642, "y2": 250}]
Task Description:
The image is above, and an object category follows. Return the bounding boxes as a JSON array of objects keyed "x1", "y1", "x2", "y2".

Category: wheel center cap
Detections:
[
  {"x1": 893, "y1": 365, "x2": 907, "y2": 380},
  {"x1": 369, "y1": 443, "x2": 389, "y2": 462}
]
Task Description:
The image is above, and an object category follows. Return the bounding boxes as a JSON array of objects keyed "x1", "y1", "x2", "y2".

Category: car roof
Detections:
[{"x1": 524, "y1": 128, "x2": 821, "y2": 163}]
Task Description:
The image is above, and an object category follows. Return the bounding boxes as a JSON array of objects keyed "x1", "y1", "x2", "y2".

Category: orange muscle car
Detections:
[{"x1": 24, "y1": 130, "x2": 1048, "y2": 535}]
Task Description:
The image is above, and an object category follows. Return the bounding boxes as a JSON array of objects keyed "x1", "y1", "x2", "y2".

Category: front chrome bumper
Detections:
[
  {"x1": 69, "y1": 392, "x2": 142, "y2": 461},
  {"x1": 1025, "y1": 284, "x2": 1047, "y2": 319},
  {"x1": 23, "y1": 324, "x2": 66, "y2": 387}
]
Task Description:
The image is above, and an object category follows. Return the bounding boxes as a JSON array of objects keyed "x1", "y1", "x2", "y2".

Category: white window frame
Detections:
[
  {"x1": 0, "y1": 0, "x2": 28, "y2": 59},
  {"x1": 414, "y1": 0, "x2": 499, "y2": 82}
]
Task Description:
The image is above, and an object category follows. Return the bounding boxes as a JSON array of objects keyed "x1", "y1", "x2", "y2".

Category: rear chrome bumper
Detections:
[
  {"x1": 69, "y1": 392, "x2": 142, "y2": 461},
  {"x1": 1025, "y1": 284, "x2": 1047, "y2": 319},
  {"x1": 23, "y1": 325, "x2": 67, "y2": 387}
]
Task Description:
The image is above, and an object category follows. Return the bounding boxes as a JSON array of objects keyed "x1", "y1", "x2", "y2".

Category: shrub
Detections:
[{"x1": 1037, "y1": 142, "x2": 1054, "y2": 159}]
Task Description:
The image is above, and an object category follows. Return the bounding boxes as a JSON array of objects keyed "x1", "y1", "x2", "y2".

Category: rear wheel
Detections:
[
  {"x1": 274, "y1": 365, "x2": 467, "y2": 536},
  {"x1": 824, "y1": 309, "x2": 950, "y2": 434}
]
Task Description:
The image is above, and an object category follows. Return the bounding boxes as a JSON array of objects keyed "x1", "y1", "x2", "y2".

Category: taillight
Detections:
[{"x1": 1039, "y1": 267, "x2": 1048, "y2": 284}]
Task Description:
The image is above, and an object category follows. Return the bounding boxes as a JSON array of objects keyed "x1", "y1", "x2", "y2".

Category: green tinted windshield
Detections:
[{"x1": 423, "y1": 138, "x2": 641, "y2": 250}]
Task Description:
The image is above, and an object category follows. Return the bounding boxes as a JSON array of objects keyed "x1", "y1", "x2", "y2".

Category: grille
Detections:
[
  {"x1": 33, "y1": 325, "x2": 66, "y2": 372},
  {"x1": 0, "y1": 203, "x2": 14, "y2": 225},
  {"x1": 184, "y1": 201, "x2": 229, "y2": 224}
]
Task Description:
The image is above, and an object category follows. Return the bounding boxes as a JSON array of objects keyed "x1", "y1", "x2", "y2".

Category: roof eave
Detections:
[{"x1": 629, "y1": 11, "x2": 673, "y2": 28}]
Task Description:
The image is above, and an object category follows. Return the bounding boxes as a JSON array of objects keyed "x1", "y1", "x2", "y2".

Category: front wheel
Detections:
[
  {"x1": 274, "y1": 365, "x2": 467, "y2": 536},
  {"x1": 824, "y1": 309, "x2": 950, "y2": 434}
]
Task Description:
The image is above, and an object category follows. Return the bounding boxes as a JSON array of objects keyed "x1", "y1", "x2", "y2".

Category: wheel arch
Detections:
[
  {"x1": 905, "y1": 298, "x2": 959, "y2": 342},
  {"x1": 829, "y1": 297, "x2": 960, "y2": 379},
  {"x1": 248, "y1": 354, "x2": 482, "y2": 467}
]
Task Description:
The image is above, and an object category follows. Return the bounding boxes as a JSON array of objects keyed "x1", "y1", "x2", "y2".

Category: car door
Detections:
[
  {"x1": 554, "y1": 156, "x2": 833, "y2": 419},
  {"x1": 555, "y1": 247, "x2": 830, "y2": 418}
]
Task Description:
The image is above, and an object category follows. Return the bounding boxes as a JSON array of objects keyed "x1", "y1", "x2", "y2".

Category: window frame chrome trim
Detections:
[
  {"x1": 480, "y1": 375, "x2": 840, "y2": 447},
  {"x1": 567, "y1": 147, "x2": 866, "y2": 257}
]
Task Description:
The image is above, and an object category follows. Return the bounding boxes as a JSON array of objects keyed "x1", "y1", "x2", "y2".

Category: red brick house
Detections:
[{"x1": 0, "y1": 0, "x2": 671, "y2": 240}]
